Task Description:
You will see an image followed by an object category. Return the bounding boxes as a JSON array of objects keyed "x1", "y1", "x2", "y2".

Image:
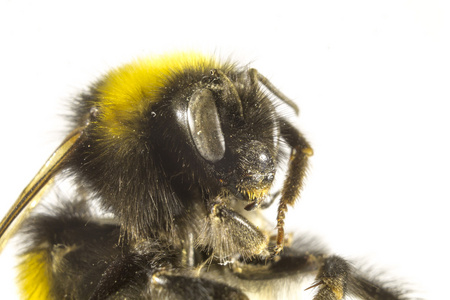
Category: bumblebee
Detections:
[{"x1": 0, "y1": 52, "x2": 407, "y2": 299}]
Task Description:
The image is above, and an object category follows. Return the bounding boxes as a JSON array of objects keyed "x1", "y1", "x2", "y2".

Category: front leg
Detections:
[{"x1": 274, "y1": 120, "x2": 313, "y2": 256}]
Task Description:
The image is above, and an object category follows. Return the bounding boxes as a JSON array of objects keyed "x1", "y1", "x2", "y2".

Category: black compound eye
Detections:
[{"x1": 188, "y1": 89, "x2": 226, "y2": 162}]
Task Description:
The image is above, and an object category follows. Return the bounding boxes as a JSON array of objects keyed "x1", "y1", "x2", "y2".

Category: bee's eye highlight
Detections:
[{"x1": 188, "y1": 88, "x2": 226, "y2": 163}]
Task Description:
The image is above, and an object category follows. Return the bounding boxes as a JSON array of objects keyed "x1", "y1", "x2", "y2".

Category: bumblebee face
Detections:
[{"x1": 168, "y1": 68, "x2": 279, "y2": 210}]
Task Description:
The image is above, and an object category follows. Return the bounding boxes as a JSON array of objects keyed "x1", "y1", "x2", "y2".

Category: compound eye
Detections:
[{"x1": 188, "y1": 89, "x2": 226, "y2": 162}]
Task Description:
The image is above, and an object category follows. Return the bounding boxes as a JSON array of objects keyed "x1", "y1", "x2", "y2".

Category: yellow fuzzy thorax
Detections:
[{"x1": 96, "y1": 52, "x2": 222, "y2": 138}]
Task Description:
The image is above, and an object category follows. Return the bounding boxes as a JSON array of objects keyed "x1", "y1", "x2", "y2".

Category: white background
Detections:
[{"x1": 0, "y1": 1, "x2": 449, "y2": 299}]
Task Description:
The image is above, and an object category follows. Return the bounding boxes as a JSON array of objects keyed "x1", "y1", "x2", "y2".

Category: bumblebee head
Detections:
[{"x1": 180, "y1": 68, "x2": 279, "y2": 210}]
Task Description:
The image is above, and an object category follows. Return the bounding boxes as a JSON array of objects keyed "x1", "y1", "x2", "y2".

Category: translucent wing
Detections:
[{"x1": 0, "y1": 128, "x2": 84, "y2": 253}]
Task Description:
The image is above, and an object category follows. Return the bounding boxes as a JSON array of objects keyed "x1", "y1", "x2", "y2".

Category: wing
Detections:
[{"x1": 0, "y1": 128, "x2": 84, "y2": 253}]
